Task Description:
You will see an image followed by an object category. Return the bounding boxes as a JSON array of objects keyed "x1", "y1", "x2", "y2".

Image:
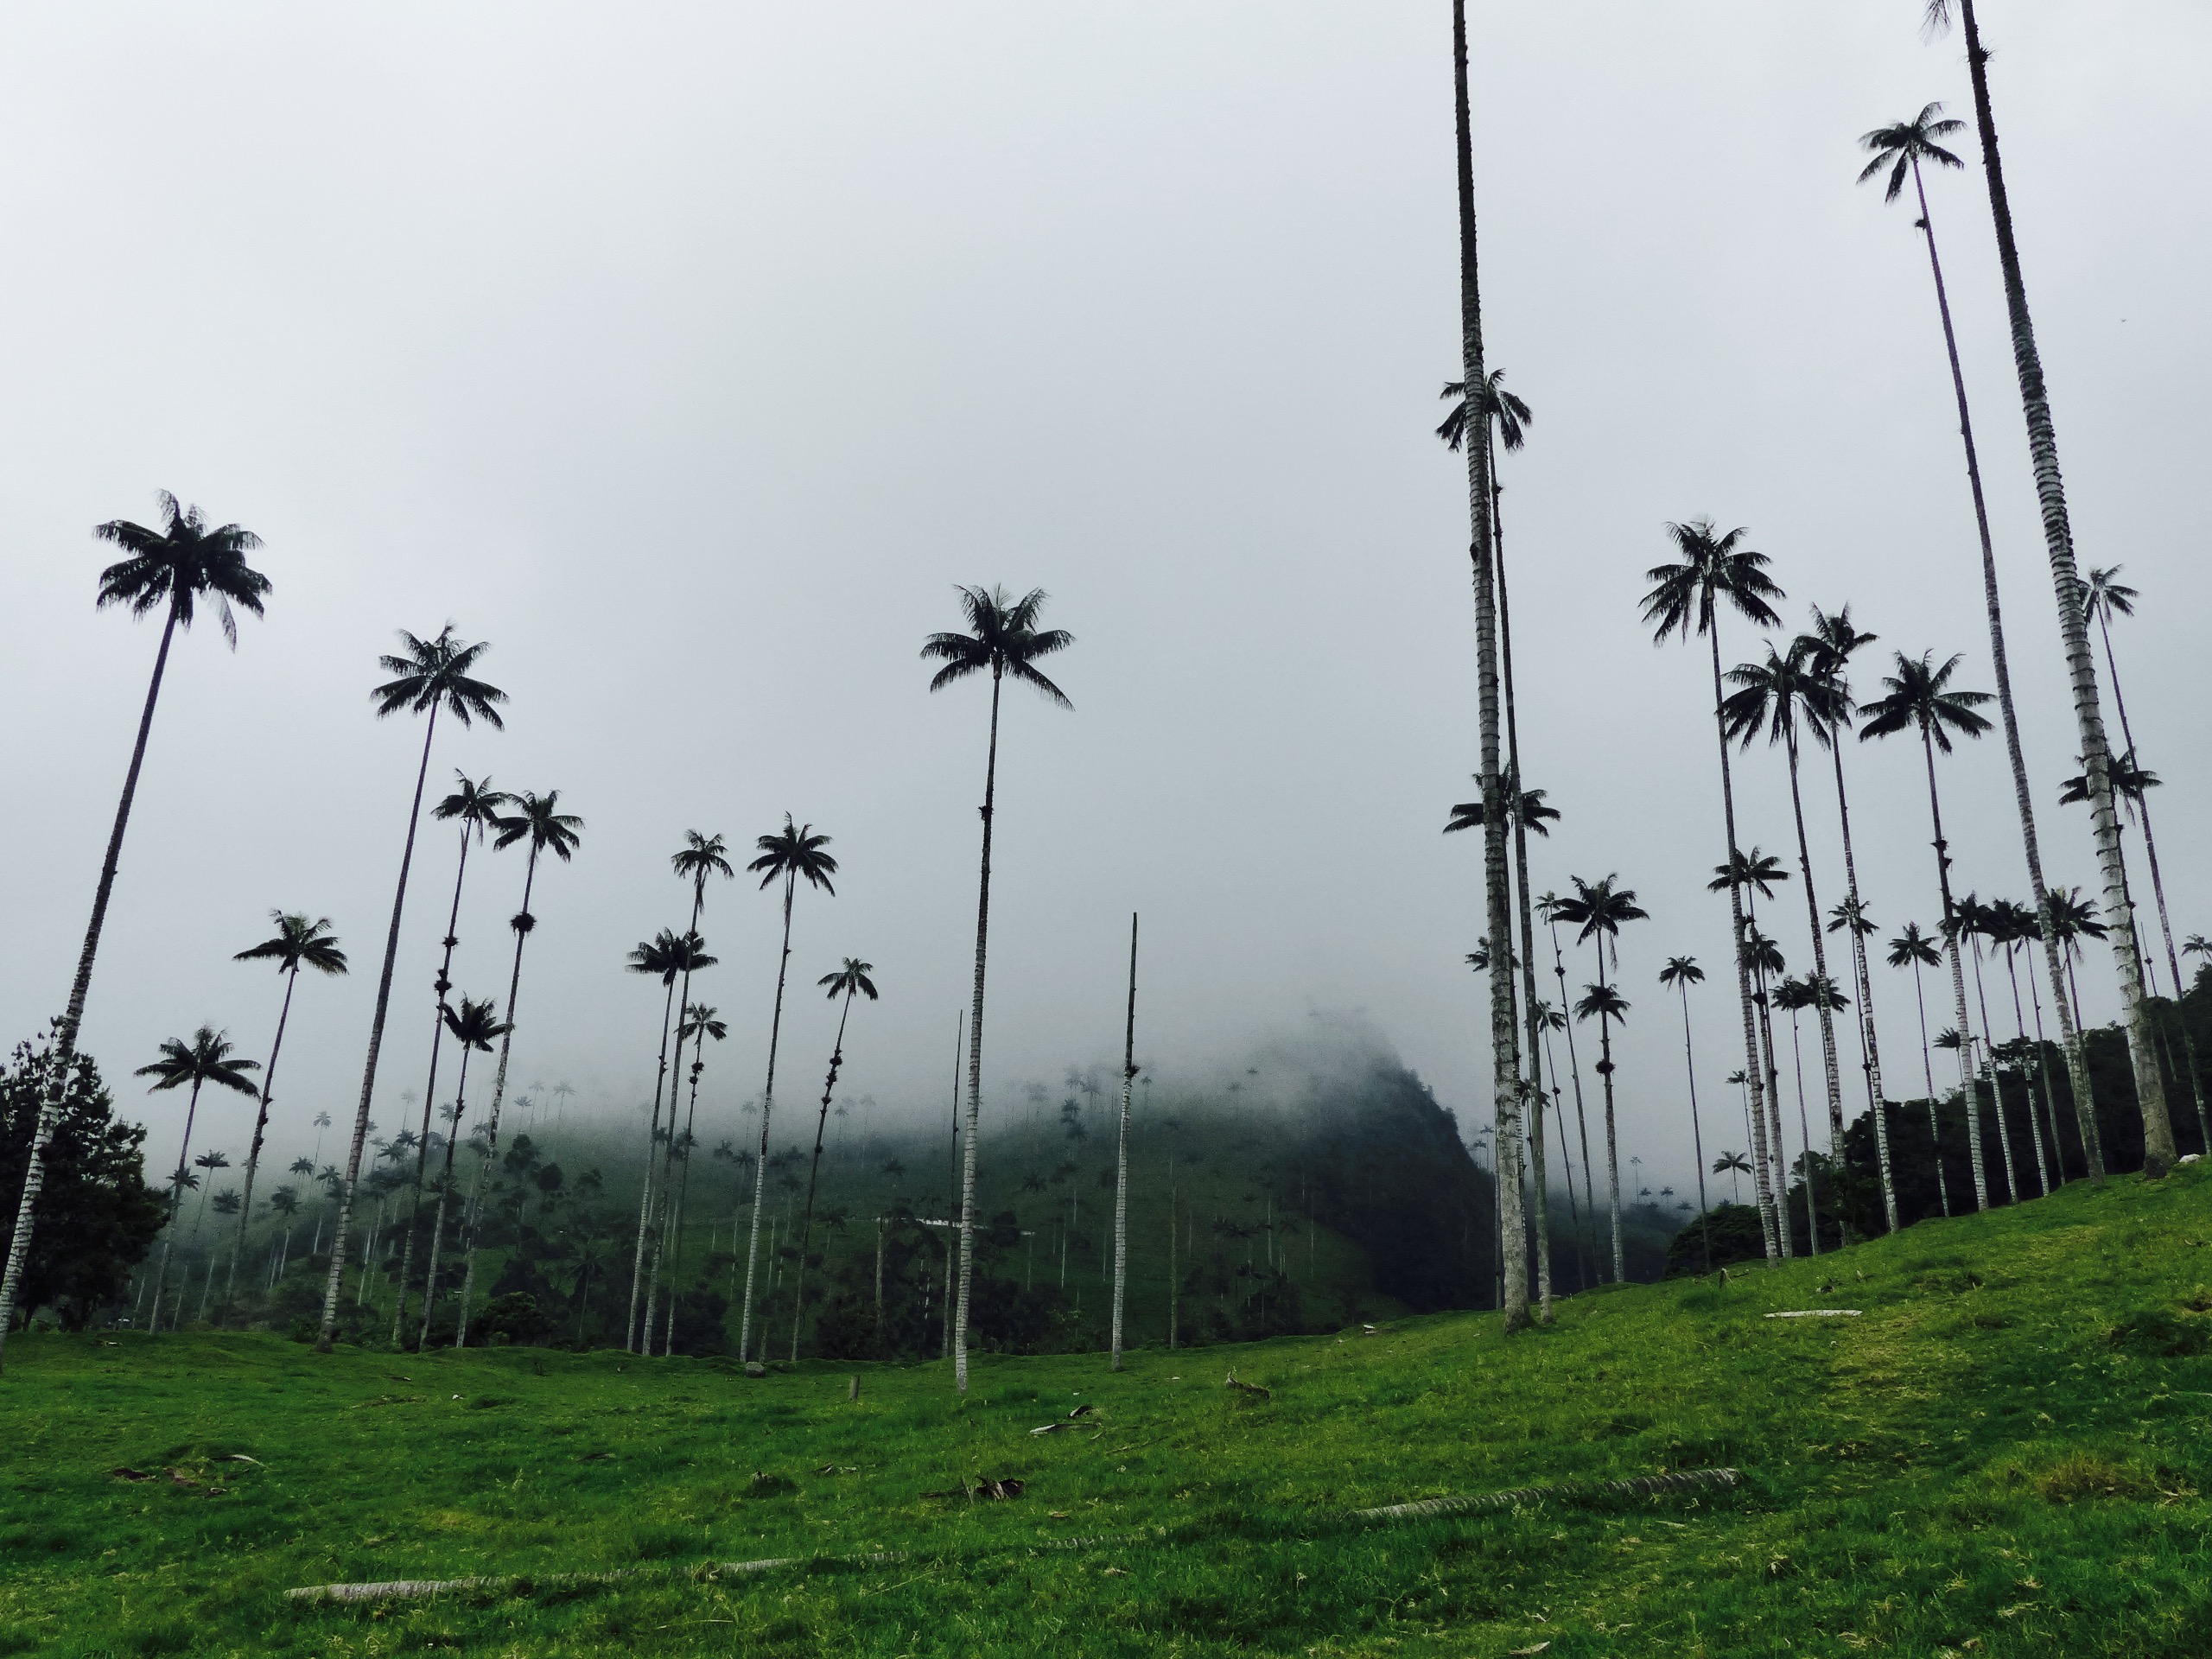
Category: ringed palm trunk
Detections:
[
  {"x1": 1492, "y1": 447, "x2": 1551, "y2": 1319},
  {"x1": 319, "y1": 705, "x2": 444, "y2": 1351},
  {"x1": 1827, "y1": 742, "x2": 1898, "y2": 1231},
  {"x1": 949, "y1": 666, "x2": 1005, "y2": 1389},
  {"x1": 1710, "y1": 632, "x2": 1780, "y2": 1262},
  {"x1": 1781, "y1": 727, "x2": 1847, "y2": 1241},
  {"x1": 454, "y1": 842, "x2": 543, "y2": 1347},
  {"x1": 790, "y1": 991, "x2": 855, "y2": 1362},
  {"x1": 1, "y1": 588, "x2": 182, "y2": 1368},
  {"x1": 1451, "y1": 0, "x2": 1528, "y2": 1332},
  {"x1": 1918, "y1": 728, "x2": 1990, "y2": 1209},
  {"x1": 740, "y1": 872, "x2": 799, "y2": 1363},
  {"x1": 229, "y1": 963, "x2": 302, "y2": 1307},
  {"x1": 147, "y1": 1079, "x2": 207, "y2": 1333},
  {"x1": 392, "y1": 824, "x2": 474, "y2": 1345},
  {"x1": 1952, "y1": 0, "x2": 2167, "y2": 1173}
]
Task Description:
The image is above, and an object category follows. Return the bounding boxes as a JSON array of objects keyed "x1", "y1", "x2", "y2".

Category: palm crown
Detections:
[
  {"x1": 2058, "y1": 752, "x2": 2157, "y2": 807},
  {"x1": 1709, "y1": 847, "x2": 1789, "y2": 899},
  {"x1": 1445, "y1": 772, "x2": 1558, "y2": 838},
  {"x1": 1574, "y1": 982, "x2": 1630, "y2": 1024},
  {"x1": 433, "y1": 772, "x2": 512, "y2": 841},
  {"x1": 819, "y1": 959, "x2": 880, "y2": 1003},
  {"x1": 496, "y1": 790, "x2": 586, "y2": 862},
  {"x1": 1857, "y1": 652, "x2": 1993, "y2": 752},
  {"x1": 1640, "y1": 520, "x2": 1784, "y2": 646},
  {"x1": 1887, "y1": 922, "x2": 1942, "y2": 970},
  {"x1": 1722, "y1": 638, "x2": 1847, "y2": 753},
  {"x1": 750, "y1": 816, "x2": 837, "y2": 896},
  {"x1": 95, "y1": 492, "x2": 270, "y2": 646},
  {"x1": 2079, "y1": 565, "x2": 2137, "y2": 628},
  {"x1": 628, "y1": 929, "x2": 715, "y2": 985},
  {"x1": 1659, "y1": 955, "x2": 1704, "y2": 991},
  {"x1": 1549, "y1": 874, "x2": 1649, "y2": 969},
  {"x1": 372, "y1": 626, "x2": 506, "y2": 729},
  {"x1": 671, "y1": 830, "x2": 733, "y2": 900},
  {"x1": 921, "y1": 586, "x2": 1074, "y2": 707},
  {"x1": 1435, "y1": 368, "x2": 1532, "y2": 454},
  {"x1": 136, "y1": 1027, "x2": 262, "y2": 1097},
  {"x1": 1798, "y1": 604, "x2": 1878, "y2": 710},
  {"x1": 233, "y1": 912, "x2": 349, "y2": 978},
  {"x1": 441, "y1": 995, "x2": 510, "y2": 1054},
  {"x1": 1856, "y1": 102, "x2": 1966, "y2": 202},
  {"x1": 679, "y1": 1002, "x2": 728, "y2": 1047}
]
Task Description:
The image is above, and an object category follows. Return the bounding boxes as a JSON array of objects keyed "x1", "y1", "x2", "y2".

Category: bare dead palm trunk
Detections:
[
  {"x1": 1920, "y1": 729, "x2": 1990, "y2": 1209},
  {"x1": 1, "y1": 594, "x2": 181, "y2": 1368},
  {"x1": 1713, "y1": 631, "x2": 1780, "y2": 1262},
  {"x1": 1952, "y1": 0, "x2": 2166, "y2": 1172},
  {"x1": 319, "y1": 706, "x2": 443, "y2": 1352},
  {"x1": 392, "y1": 825, "x2": 474, "y2": 1345},
  {"x1": 229, "y1": 963, "x2": 301, "y2": 1308},
  {"x1": 1110, "y1": 914, "x2": 1136, "y2": 1369},
  {"x1": 741, "y1": 874, "x2": 798, "y2": 1363},
  {"x1": 950, "y1": 668, "x2": 1004, "y2": 1389},
  {"x1": 454, "y1": 842, "x2": 543, "y2": 1347},
  {"x1": 1451, "y1": 0, "x2": 1527, "y2": 1332},
  {"x1": 1827, "y1": 743, "x2": 1897, "y2": 1231}
]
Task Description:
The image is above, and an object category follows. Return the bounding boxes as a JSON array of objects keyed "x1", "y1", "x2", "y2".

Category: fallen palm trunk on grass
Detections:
[{"x1": 285, "y1": 1465, "x2": 1746, "y2": 1605}]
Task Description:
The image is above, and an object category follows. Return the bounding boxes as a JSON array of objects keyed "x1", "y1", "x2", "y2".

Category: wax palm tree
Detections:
[
  {"x1": 625, "y1": 929, "x2": 714, "y2": 1350},
  {"x1": 920, "y1": 585, "x2": 1075, "y2": 1387},
  {"x1": 1551, "y1": 875, "x2": 1647, "y2": 1281},
  {"x1": 316, "y1": 628, "x2": 505, "y2": 1351},
  {"x1": 1709, "y1": 850, "x2": 1793, "y2": 1256},
  {"x1": 454, "y1": 789, "x2": 584, "y2": 1346},
  {"x1": 1988, "y1": 897, "x2": 2060, "y2": 1192},
  {"x1": 1956, "y1": 894, "x2": 2024, "y2": 1202},
  {"x1": 1643, "y1": 519, "x2": 1785, "y2": 1262},
  {"x1": 387, "y1": 772, "x2": 511, "y2": 1345},
  {"x1": 1859, "y1": 651, "x2": 1995, "y2": 1208},
  {"x1": 1713, "y1": 1150, "x2": 1751, "y2": 1205},
  {"x1": 415, "y1": 995, "x2": 508, "y2": 1348},
  {"x1": 658, "y1": 1001, "x2": 727, "y2": 1356},
  {"x1": 1443, "y1": 776, "x2": 1556, "y2": 838},
  {"x1": 1885, "y1": 921, "x2": 1950, "y2": 1216},
  {"x1": 1800, "y1": 606, "x2": 1900, "y2": 1230},
  {"x1": 2046, "y1": 889, "x2": 2107, "y2": 1036},
  {"x1": 1723, "y1": 640, "x2": 1849, "y2": 1215},
  {"x1": 226, "y1": 914, "x2": 347, "y2": 1303},
  {"x1": 191, "y1": 1151, "x2": 231, "y2": 1240},
  {"x1": 1659, "y1": 956, "x2": 1713, "y2": 1270},
  {"x1": 1536, "y1": 893, "x2": 1600, "y2": 1276},
  {"x1": 735, "y1": 816, "x2": 838, "y2": 1362},
  {"x1": 0, "y1": 497, "x2": 270, "y2": 1364},
  {"x1": 137, "y1": 1029, "x2": 260, "y2": 1332},
  {"x1": 1444, "y1": 1, "x2": 1529, "y2": 1332},
  {"x1": 789, "y1": 960, "x2": 878, "y2": 1360}
]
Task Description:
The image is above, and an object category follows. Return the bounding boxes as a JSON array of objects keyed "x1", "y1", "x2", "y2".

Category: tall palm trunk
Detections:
[
  {"x1": 1745, "y1": 894, "x2": 1790, "y2": 1256},
  {"x1": 229, "y1": 963, "x2": 301, "y2": 1306},
  {"x1": 741, "y1": 871, "x2": 800, "y2": 1363},
  {"x1": 1592, "y1": 951, "x2": 1624, "y2": 1282},
  {"x1": 1492, "y1": 448, "x2": 1551, "y2": 1320},
  {"x1": 1950, "y1": 1, "x2": 2166, "y2": 1173},
  {"x1": 1827, "y1": 744, "x2": 1898, "y2": 1230},
  {"x1": 1546, "y1": 912, "x2": 1599, "y2": 1285},
  {"x1": 625, "y1": 964, "x2": 681, "y2": 1353},
  {"x1": 146, "y1": 1078, "x2": 207, "y2": 1333},
  {"x1": 392, "y1": 823, "x2": 475, "y2": 1344},
  {"x1": 417, "y1": 1031, "x2": 489, "y2": 1348},
  {"x1": 1451, "y1": 0, "x2": 1528, "y2": 1332},
  {"x1": 949, "y1": 667, "x2": 1005, "y2": 1389},
  {"x1": 1781, "y1": 728, "x2": 1847, "y2": 1240},
  {"x1": 659, "y1": 1031, "x2": 711, "y2": 1357},
  {"x1": 1, "y1": 591, "x2": 181, "y2": 1368},
  {"x1": 1675, "y1": 985, "x2": 1713, "y2": 1271},
  {"x1": 2023, "y1": 950, "x2": 2069, "y2": 1180},
  {"x1": 645, "y1": 895, "x2": 707, "y2": 1354},
  {"x1": 1999, "y1": 944, "x2": 2051, "y2": 1195},
  {"x1": 1783, "y1": 1004, "x2": 1819, "y2": 1254},
  {"x1": 454, "y1": 842, "x2": 543, "y2": 1347},
  {"x1": 1110, "y1": 914, "x2": 1137, "y2": 1368},
  {"x1": 1906, "y1": 955, "x2": 1952, "y2": 1216},
  {"x1": 319, "y1": 706, "x2": 443, "y2": 1351},
  {"x1": 1964, "y1": 931, "x2": 2019, "y2": 1202},
  {"x1": 790, "y1": 990, "x2": 857, "y2": 1362},
  {"x1": 1710, "y1": 632, "x2": 1780, "y2": 1262},
  {"x1": 1918, "y1": 729, "x2": 1989, "y2": 1208}
]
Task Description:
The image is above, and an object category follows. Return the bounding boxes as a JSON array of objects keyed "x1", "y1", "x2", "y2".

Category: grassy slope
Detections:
[{"x1": 6, "y1": 1166, "x2": 2210, "y2": 1658}]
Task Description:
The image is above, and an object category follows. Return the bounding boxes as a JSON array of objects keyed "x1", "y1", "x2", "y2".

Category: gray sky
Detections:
[{"x1": 2, "y1": 3, "x2": 2204, "y2": 1203}]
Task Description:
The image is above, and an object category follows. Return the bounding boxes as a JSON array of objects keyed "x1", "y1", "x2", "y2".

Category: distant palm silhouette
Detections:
[
  {"x1": 137, "y1": 1027, "x2": 261, "y2": 1333},
  {"x1": 793, "y1": 960, "x2": 879, "y2": 1360}
]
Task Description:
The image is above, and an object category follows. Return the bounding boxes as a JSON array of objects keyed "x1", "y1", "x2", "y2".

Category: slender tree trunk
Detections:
[
  {"x1": 454, "y1": 841, "x2": 543, "y2": 1348},
  {"x1": 1452, "y1": 0, "x2": 1527, "y2": 1331},
  {"x1": 1, "y1": 596, "x2": 181, "y2": 1365},
  {"x1": 1493, "y1": 453, "x2": 1551, "y2": 1320},
  {"x1": 1678, "y1": 987, "x2": 1713, "y2": 1271},
  {"x1": 1709, "y1": 631, "x2": 1780, "y2": 1262},
  {"x1": 229, "y1": 963, "x2": 301, "y2": 1307},
  {"x1": 1784, "y1": 1007, "x2": 1821, "y2": 1256},
  {"x1": 949, "y1": 669, "x2": 1005, "y2": 1390},
  {"x1": 790, "y1": 990, "x2": 855, "y2": 1362},
  {"x1": 741, "y1": 868, "x2": 804, "y2": 1363},
  {"x1": 645, "y1": 889, "x2": 708, "y2": 1355},
  {"x1": 1908, "y1": 959, "x2": 1952, "y2": 1216},
  {"x1": 1921, "y1": 729, "x2": 1989, "y2": 1209},
  {"x1": 1950, "y1": 3, "x2": 2165, "y2": 1172},
  {"x1": 392, "y1": 823, "x2": 474, "y2": 1345},
  {"x1": 1828, "y1": 743, "x2": 1897, "y2": 1230},
  {"x1": 2024, "y1": 957, "x2": 2069, "y2": 1181},
  {"x1": 1746, "y1": 895, "x2": 1793, "y2": 1257},
  {"x1": 1782, "y1": 732, "x2": 1847, "y2": 1243},
  {"x1": 660, "y1": 1042, "x2": 710, "y2": 1357},
  {"x1": 1595, "y1": 982, "x2": 1624, "y2": 1283},
  {"x1": 626, "y1": 969, "x2": 680, "y2": 1353},
  {"x1": 1966, "y1": 932, "x2": 2019, "y2": 1202},
  {"x1": 1110, "y1": 913, "x2": 1137, "y2": 1369},
  {"x1": 318, "y1": 706, "x2": 442, "y2": 1352},
  {"x1": 2002, "y1": 947, "x2": 2050, "y2": 1195},
  {"x1": 416, "y1": 1039, "x2": 479, "y2": 1350},
  {"x1": 147, "y1": 1079, "x2": 206, "y2": 1333},
  {"x1": 1548, "y1": 915, "x2": 1599, "y2": 1283}
]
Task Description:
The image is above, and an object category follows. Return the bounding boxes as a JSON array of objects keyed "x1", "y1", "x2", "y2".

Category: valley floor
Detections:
[{"x1": 5, "y1": 1166, "x2": 2211, "y2": 1656}]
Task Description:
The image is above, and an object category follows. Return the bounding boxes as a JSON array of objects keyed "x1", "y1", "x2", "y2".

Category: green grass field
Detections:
[{"x1": 6, "y1": 1165, "x2": 2211, "y2": 1657}]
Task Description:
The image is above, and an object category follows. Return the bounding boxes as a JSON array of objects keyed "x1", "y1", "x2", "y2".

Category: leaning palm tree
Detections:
[
  {"x1": 137, "y1": 1028, "x2": 260, "y2": 1332},
  {"x1": 415, "y1": 995, "x2": 508, "y2": 1348},
  {"x1": 1550, "y1": 875, "x2": 1648, "y2": 1282},
  {"x1": 625, "y1": 929, "x2": 715, "y2": 1351},
  {"x1": 227, "y1": 914, "x2": 347, "y2": 1303},
  {"x1": 790, "y1": 960, "x2": 879, "y2": 1361},
  {"x1": 1920, "y1": 1, "x2": 2168, "y2": 1173},
  {"x1": 1642, "y1": 519, "x2": 1786, "y2": 1262},
  {"x1": 0, "y1": 495, "x2": 270, "y2": 1368},
  {"x1": 1722, "y1": 640, "x2": 1849, "y2": 1213},
  {"x1": 1659, "y1": 956, "x2": 1714, "y2": 1271},
  {"x1": 1859, "y1": 651, "x2": 1994, "y2": 1209},
  {"x1": 737, "y1": 817, "x2": 838, "y2": 1363},
  {"x1": 1446, "y1": 0, "x2": 1529, "y2": 1332},
  {"x1": 1886, "y1": 921, "x2": 1950, "y2": 1217},
  {"x1": 316, "y1": 628, "x2": 506, "y2": 1351},
  {"x1": 454, "y1": 789, "x2": 585, "y2": 1347},
  {"x1": 920, "y1": 585, "x2": 1074, "y2": 1389},
  {"x1": 658, "y1": 1001, "x2": 728, "y2": 1357},
  {"x1": 391, "y1": 772, "x2": 511, "y2": 1346}
]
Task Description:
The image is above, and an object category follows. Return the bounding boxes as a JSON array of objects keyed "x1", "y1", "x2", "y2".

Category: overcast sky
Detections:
[{"x1": 2, "y1": 3, "x2": 2203, "y2": 1205}]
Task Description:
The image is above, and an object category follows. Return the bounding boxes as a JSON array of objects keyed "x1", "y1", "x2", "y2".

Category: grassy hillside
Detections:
[{"x1": 7, "y1": 1164, "x2": 2209, "y2": 1656}]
